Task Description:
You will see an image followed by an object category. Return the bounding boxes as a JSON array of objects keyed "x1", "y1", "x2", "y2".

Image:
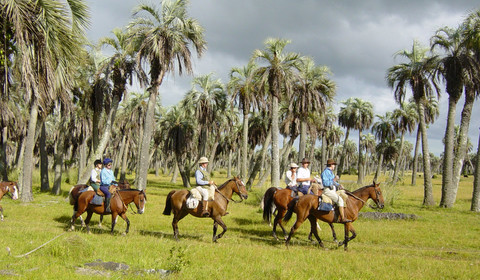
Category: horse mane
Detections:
[{"x1": 217, "y1": 178, "x2": 236, "y2": 190}]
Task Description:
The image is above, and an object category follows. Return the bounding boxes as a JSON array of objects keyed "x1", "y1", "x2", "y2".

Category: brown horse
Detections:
[
  {"x1": 284, "y1": 181, "x2": 384, "y2": 251},
  {"x1": 69, "y1": 188, "x2": 146, "y2": 234},
  {"x1": 68, "y1": 180, "x2": 131, "y2": 227},
  {"x1": 0, "y1": 181, "x2": 19, "y2": 221},
  {"x1": 163, "y1": 177, "x2": 248, "y2": 242},
  {"x1": 263, "y1": 187, "x2": 337, "y2": 241}
]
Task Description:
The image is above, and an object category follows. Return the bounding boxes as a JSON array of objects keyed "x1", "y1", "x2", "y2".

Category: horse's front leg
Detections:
[
  {"x1": 119, "y1": 213, "x2": 130, "y2": 235},
  {"x1": 172, "y1": 212, "x2": 188, "y2": 241},
  {"x1": 84, "y1": 211, "x2": 94, "y2": 234},
  {"x1": 0, "y1": 205, "x2": 4, "y2": 221},
  {"x1": 110, "y1": 213, "x2": 119, "y2": 235},
  {"x1": 338, "y1": 223, "x2": 355, "y2": 251},
  {"x1": 329, "y1": 223, "x2": 338, "y2": 244},
  {"x1": 98, "y1": 215, "x2": 104, "y2": 228},
  {"x1": 212, "y1": 216, "x2": 227, "y2": 242}
]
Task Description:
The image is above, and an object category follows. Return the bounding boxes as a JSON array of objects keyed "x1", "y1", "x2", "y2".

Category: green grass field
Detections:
[{"x1": 1, "y1": 172, "x2": 479, "y2": 279}]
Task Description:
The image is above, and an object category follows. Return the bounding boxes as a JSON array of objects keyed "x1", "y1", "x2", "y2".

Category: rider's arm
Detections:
[{"x1": 195, "y1": 170, "x2": 209, "y2": 185}]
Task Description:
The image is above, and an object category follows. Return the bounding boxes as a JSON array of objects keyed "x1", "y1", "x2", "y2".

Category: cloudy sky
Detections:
[{"x1": 85, "y1": 0, "x2": 480, "y2": 156}]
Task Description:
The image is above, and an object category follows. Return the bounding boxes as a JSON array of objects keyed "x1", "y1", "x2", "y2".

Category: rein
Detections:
[
  {"x1": 116, "y1": 190, "x2": 140, "y2": 215},
  {"x1": 345, "y1": 189, "x2": 377, "y2": 209}
]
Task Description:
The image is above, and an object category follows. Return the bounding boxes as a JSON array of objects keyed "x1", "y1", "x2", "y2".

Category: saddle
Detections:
[
  {"x1": 90, "y1": 185, "x2": 119, "y2": 206},
  {"x1": 320, "y1": 190, "x2": 348, "y2": 208}
]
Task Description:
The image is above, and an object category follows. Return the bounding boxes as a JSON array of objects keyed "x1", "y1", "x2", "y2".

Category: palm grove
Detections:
[{"x1": 1, "y1": 1, "x2": 480, "y2": 212}]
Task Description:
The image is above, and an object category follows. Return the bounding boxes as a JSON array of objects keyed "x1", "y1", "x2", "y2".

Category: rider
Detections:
[
  {"x1": 194, "y1": 157, "x2": 216, "y2": 217},
  {"x1": 321, "y1": 158, "x2": 352, "y2": 223},
  {"x1": 296, "y1": 158, "x2": 320, "y2": 195},
  {"x1": 285, "y1": 162, "x2": 299, "y2": 191},
  {"x1": 90, "y1": 159, "x2": 102, "y2": 194},
  {"x1": 100, "y1": 158, "x2": 117, "y2": 213}
]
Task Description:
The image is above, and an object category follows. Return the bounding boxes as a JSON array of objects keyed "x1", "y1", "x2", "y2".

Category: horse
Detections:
[
  {"x1": 163, "y1": 177, "x2": 248, "y2": 242},
  {"x1": 68, "y1": 180, "x2": 131, "y2": 227},
  {"x1": 263, "y1": 186, "x2": 337, "y2": 241},
  {"x1": 0, "y1": 181, "x2": 19, "y2": 221},
  {"x1": 284, "y1": 181, "x2": 384, "y2": 251},
  {"x1": 69, "y1": 188, "x2": 146, "y2": 235}
]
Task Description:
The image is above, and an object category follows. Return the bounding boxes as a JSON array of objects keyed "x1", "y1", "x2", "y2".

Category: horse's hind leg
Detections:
[
  {"x1": 308, "y1": 216, "x2": 324, "y2": 248},
  {"x1": 0, "y1": 205, "x2": 3, "y2": 221},
  {"x1": 273, "y1": 209, "x2": 286, "y2": 240}
]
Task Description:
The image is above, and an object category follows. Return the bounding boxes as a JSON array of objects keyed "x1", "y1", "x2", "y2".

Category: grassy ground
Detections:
[{"x1": 0, "y1": 171, "x2": 479, "y2": 279}]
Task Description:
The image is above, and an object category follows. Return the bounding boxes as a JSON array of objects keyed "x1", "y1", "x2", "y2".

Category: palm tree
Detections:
[
  {"x1": 391, "y1": 102, "x2": 417, "y2": 184},
  {"x1": 3, "y1": 0, "x2": 89, "y2": 201},
  {"x1": 472, "y1": 127, "x2": 480, "y2": 212},
  {"x1": 372, "y1": 112, "x2": 396, "y2": 182},
  {"x1": 387, "y1": 40, "x2": 440, "y2": 206},
  {"x1": 128, "y1": 0, "x2": 206, "y2": 190},
  {"x1": 182, "y1": 73, "x2": 227, "y2": 159},
  {"x1": 251, "y1": 38, "x2": 301, "y2": 188},
  {"x1": 431, "y1": 24, "x2": 479, "y2": 207},
  {"x1": 293, "y1": 57, "x2": 335, "y2": 161},
  {"x1": 228, "y1": 61, "x2": 261, "y2": 179}
]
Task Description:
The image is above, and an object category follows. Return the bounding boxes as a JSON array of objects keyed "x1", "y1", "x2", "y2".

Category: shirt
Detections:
[
  {"x1": 100, "y1": 168, "x2": 116, "y2": 186},
  {"x1": 285, "y1": 170, "x2": 297, "y2": 187},
  {"x1": 321, "y1": 167, "x2": 339, "y2": 189},
  {"x1": 195, "y1": 166, "x2": 210, "y2": 186},
  {"x1": 90, "y1": 167, "x2": 101, "y2": 184},
  {"x1": 297, "y1": 167, "x2": 311, "y2": 187}
]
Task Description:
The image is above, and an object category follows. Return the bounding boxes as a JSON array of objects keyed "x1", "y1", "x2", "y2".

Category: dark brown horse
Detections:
[
  {"x1": 69, "y1": 188, "x2": 146, "y2": 234},
  {"x1": 284, "y1": 181, "x2": 384, "y2": 251},
  {"x1": 68, "y1": 180, "x2": 131, "y2": 227},
  {"x1": 0, "y1": 181, "x2": 19, "y2": 221},
  {"x1": 163, "y1": 177, "x2": 248, "y2": 242},
  {"x1": 263, "y1": 187, "x2": 337, "y2": 241}
]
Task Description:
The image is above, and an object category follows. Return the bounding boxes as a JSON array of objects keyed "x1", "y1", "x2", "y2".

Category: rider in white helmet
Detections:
[{"x1": 194, "y1": 157, "x2": 216, "y2": 217}]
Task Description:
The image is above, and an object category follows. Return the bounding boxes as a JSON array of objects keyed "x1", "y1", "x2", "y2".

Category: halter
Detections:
[{"x1": 214, "y1": 179, "x2": 245, "y2": 203}]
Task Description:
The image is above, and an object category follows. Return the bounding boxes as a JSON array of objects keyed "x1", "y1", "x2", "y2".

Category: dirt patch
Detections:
[{"x1": 359, "y1": 212, "x2": 419, "y2": 220}]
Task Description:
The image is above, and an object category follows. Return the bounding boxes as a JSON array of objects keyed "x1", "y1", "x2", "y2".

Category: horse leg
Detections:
[
  {"x1": 212, "y1": 216, "x2": 227, "y2": 242},
  {"x1": 172, "y1": 211, "x2": 188, "y2": 241},
  {"x1": 285, "y1": 215, "x2": 307, "y2": 247},
  {"x1": 272, "y1": 209, "x2": 285, "y2": 240},
  {"x1": 119, "y1": 213, "x2": 130, "y2": 235},
  {"x1": 307, "y1": 215, "x2": 324, "y2": 248},
  {"x1": 0, "y1": 205, "x2": 3, "y2": 221},
  {"x1": 84, "y1": 211, "x2": 94, "y2": 234},
  {"x1": 110, "y1": 213, "x2": 118, "y2": 234},
  {"x1": 329, "y1": 223, "x2": 338, "y2": 244}
]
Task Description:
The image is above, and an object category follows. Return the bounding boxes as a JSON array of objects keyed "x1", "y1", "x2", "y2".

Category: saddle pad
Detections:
[
  {"x1": 321, "y1": 190, "x2": 348, "y2": 207},
  {"x1": 90, "y1": 195, "x2": 104, "y2": 205},
  {"x1": 186, "y1": 196, "x2": 199, "y2": 209}
]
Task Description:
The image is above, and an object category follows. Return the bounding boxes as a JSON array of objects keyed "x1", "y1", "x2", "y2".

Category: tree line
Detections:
[{"x1": 1, "y1": 1, "x2": 479, "y2": 211}]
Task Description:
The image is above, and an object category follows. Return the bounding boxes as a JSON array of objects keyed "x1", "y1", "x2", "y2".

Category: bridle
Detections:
[
  {"x1": 346, "y1": 184, "x2": 382, "y2": 209},
  {"x1": 117, "y1": 189, "x2": 145, "y2": 215}
]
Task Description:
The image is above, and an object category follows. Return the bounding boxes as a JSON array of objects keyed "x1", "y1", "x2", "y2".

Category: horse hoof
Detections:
[{"x1": 122, "y1": 232, "x2": 126, "y2": 236}]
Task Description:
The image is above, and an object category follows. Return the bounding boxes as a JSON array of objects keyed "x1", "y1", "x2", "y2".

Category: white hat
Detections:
[
  {"x1": 290, "y1": 163, "x2": 299, "y2": 168},
  {"x1": 198, "y1": 157, "x2": 209, "y2": 164}
]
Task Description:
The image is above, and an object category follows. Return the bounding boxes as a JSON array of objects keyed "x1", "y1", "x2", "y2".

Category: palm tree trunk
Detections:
[
  {"x1": 114, "y1": 134, "x2": 127, "y2": 177},
  {"x1": 411, "y1": 125, "x2": 421, "y2": 185},
  {"x1": 449, "y1": 88, "x2": 475, "y2": 207},
  {"x1": 241, "y1": 111, "x2": 249, "y2": 179},
  {"x1": 337, "y1": 128, "x2": 350, "y2": 178},
  {"x1": 247, "y1": 127, "x2": 272, "y2": 188},
  {"x1": 440, "y1": 97, "x2": 458, "y2": 207},
  {"x1": 21, "y1": 100, "x2": 39, "y2": 202},
  {"x1": 418, "y1": 102, "x2": 434, "y2": 206},
  {"x1": 270, "y1": 96, "x2": 280, "y2": 188},
  {"x1": 357, "y1": 130, "x2": 364, "y2": 184},
  {"x1": 321, "y1": 133, "x2": 327, "y2": 168},
  {"x1": 392, "y1": 132, "x2": 405, "y2": 184},
  {"x1": 299, "y1": 121, "x2": 307, "y2": 161},
  {"x1": 0, "y1": 126, "x2": 8, "y2": 181},
  {"x1": 171, "y1": 160, "x2": 179, "y2": 183},
  {"x1": 227, "y1": 150, "x2": 232, "y2": 178},
  {"x1": 52, "y1": 132, "x2": 64, "y2": 195},
  {"x1": 374, "y1": 152, "x2": 384, "y2": 182},
  {"x1": 119, "y1": 138, "x2": 130, "y2": 182},
  {"x1": 471, "y1": 127, "x2": 480, "y2": 212},
  {"x1": 136, "y1": 90, "x2": 158, "y2": 190},
  {"x1": 39, "y1": 122, "x2": 50, "y2": 192}
]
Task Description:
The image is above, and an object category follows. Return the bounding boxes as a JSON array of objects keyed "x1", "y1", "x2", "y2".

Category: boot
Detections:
[
  {"x1": 339, "y1": 207, "x2": 352, "y2": 223},
  {"x1": 201, "y1": 200, "x2": 209, "y2": 217},
  {"x1": 104, "y1": 197, "x2": 111, "y2": 213}
]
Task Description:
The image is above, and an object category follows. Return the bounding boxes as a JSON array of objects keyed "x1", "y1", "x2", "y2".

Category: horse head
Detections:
[
  {"x1": 7, "y1": 182, "x2": 19, "y2": 200},
  {"x1": 369, "y1": 181, "x2": 384, "y2": 209},
  {"x1": 233, "y1": 177, "x2": 248, "y2": 201},
  {"x1": 134, "y1": 190, "x2": 147, "y2": 214}
]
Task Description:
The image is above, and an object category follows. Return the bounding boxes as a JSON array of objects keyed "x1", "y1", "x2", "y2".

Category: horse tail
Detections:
[
  {"x1": 283, "y1": 197, "x2": 299, "y2": 222},
  {"x1": 68, "y1": 186, "x2": 76, "y2": 205},
  {"x1": 262, "y1": 187, "x2": 277, "y2": 223},
  {"x1": 163, "y1": 190, "x2": 176, "y2": 216}
]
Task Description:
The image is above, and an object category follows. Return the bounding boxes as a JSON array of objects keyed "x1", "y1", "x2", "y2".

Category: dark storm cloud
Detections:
[{"x1": 85, "y1": 0, "x2": 480, "y2": 155}]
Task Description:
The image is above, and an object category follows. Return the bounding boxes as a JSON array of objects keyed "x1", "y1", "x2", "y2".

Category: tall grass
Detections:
[{"x1": 0, "y1": 171, "x2": 479, "y2": 279}]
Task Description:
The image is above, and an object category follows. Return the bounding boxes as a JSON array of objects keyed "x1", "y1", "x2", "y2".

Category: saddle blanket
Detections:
[
  {"x1": 317, "y1": 197, "x2": 333, "y2": 212},
  {"x1": 320, "y1": 190, "x2": 348, "y2": 207},
  {"x1": 90, "y1": 195, "x2": 104, "y2": 205}
]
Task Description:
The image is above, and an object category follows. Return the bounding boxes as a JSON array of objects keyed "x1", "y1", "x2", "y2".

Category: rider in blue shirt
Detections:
[{"x1": 100, "y1": 158, "x2": 117, "y2": 213}]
